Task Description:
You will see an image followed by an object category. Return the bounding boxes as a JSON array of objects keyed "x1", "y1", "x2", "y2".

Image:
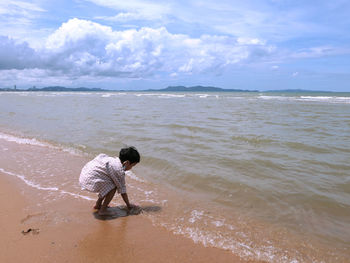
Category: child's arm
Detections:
[{"x1": 121, "y1": 193, "x2": 136, "y2": 209}]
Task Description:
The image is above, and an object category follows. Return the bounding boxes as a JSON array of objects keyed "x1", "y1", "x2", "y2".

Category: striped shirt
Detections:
[{"x1": 79, "y1": 154, "x2": 126, "y2": 198}]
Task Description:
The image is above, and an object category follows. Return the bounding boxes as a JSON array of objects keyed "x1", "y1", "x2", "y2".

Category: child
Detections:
[{"x1": 79, "y1": 146, "x2": 140, "y2": 216}]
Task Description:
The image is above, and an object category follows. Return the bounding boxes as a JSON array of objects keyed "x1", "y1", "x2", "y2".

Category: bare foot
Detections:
[{"x1": 94, "y1": 198, "x2": 103, "y2": 210}]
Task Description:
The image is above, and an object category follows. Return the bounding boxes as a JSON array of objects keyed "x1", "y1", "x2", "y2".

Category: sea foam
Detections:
[
  {"x1": 0, "y1": 132, "x2": 50, "y2": 147},
  {"x1": 0, "y1": 167, "x2": 94, "y2": 201},
  {"x1": 258, "y1": 95, "x2": 350, "y2": 104},
  {"x1": 0, "y1": 131, "x2": 84, "y2": 156}
]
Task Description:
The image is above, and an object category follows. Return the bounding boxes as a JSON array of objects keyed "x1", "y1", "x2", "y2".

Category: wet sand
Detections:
[{"x1": 0, "y1": 139, "x2": 259, "y2": 263}]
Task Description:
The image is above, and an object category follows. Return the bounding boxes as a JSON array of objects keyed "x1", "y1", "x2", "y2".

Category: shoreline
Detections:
[
  {"x1": 0, "y1": 138, "x2": 254, "y2": 263},
  {"x1": 0, "y1": 128, "x2": 349, "y2": 262}
]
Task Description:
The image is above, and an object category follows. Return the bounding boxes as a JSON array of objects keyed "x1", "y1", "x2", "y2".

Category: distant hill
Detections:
[
  {"x1": 146, "y1": 86, "x2": 258, "y2": 92},
  {"x1": 0, "y1": 86, "x2": 339, "y2": 93},
  {"x1": 0, "y1": 85, "x2": 258, "y2": 92}
]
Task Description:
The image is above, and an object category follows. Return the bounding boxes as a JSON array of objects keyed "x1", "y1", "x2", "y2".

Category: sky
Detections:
[{"x1": 0, "y1": 0, "x2": 350, "y2": 91}]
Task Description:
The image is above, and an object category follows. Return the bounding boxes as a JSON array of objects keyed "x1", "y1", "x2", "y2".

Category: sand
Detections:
[{"x1": 0, "y1": 139, "x2": 260, "y2": 263}]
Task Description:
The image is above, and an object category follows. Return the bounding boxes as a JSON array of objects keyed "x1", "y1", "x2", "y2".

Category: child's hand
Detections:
[
  {"x1": 127, "y1": 204, "x2": 142, "y2": 215},
  {"x1": 127, "y1": 203, "x2": 138, "y2": 210}
]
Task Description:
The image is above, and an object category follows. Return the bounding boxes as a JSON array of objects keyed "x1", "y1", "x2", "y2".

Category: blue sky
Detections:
[{"x1": 0, "y1": 0, "x2": 350, "y2": 91}]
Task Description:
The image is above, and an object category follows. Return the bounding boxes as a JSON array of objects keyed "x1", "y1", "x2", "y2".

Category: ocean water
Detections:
[{"x1": 0, "y1": 91, "x2": 349, "y2": 262}]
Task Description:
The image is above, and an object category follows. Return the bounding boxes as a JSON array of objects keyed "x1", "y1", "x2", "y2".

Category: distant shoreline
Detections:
[
  {"x1": 0, "y1": 85, "x2": 347, "y2": 93},
  {"x1": 0, "y1": 85, "x2": 257, "y2": 93}
]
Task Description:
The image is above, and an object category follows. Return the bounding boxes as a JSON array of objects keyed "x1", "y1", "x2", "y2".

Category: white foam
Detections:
[
  {"x1": 258, "y1": 95, "x2": 350, "y2": 104},
  {"x1": 0, "y1": 132, "x2": 50, "y2": 147},
  {"x1": 140, "y1": 199, "x2": 157, "y2": 203},
  {"x1": 135, "y1": 93, "x2": 159, "y2": 97},
  {"x1": 158, "y1": 94, "x2": 186, "y2": 98},
  {"x1": 60, "y1": 146, "x2": 85, "y2": 156},
  {"x1": 0, "y1": 168, "x2": 59, "y2": 191},
  {"x1": 211, "y1": 219, "x2": 225, "y2": 227},
  {"x1": 188, "y1": 210, "x2": 204, "y2": 223},
  {"x1": 126, "y1": 171, "x2": 146, "y2": 182},
  {"x1": 0, "y1": 167, "x2": 94, "y2": 201},
  {"x1": 298, "y1": 96, "x2": 350, "y2": 103},
  {"x1": 196, "y1": 94, "x2": 209, "y2": 98},
  {"x1": 0, "y1": 131, "x2": 84, "y2": 156},
  {"x1": 59, "y1": 190, "x2": 94, "y2": 201},
  {"x1": 170, "y1": 223, "x2": 302, "y2": 262},
  {"x1": 101, "y1": 93, "x2": 127, "y2": 98},
  {"x1": 158, "y1": 207, "x2": 309, "y2": 262},
  {"x1": 35, "y1": 93, "x2": 60, "y2": 97},
  {"x1": 300, "y1": 96, "x2": 332, "y2": 100},
  {"x1": 258, "y1": 95, "x2": 290, "y2": 101},
  {"x1": 134, "y1": 93, "x2": 186, "y2": 98}
]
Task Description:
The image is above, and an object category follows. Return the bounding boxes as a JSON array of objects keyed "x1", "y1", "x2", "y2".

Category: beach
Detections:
[
  {"x1": 0, "y1": 137, "x2": 253, "y2": 263},
  {"x1": 0, "y1": 91, "x2": 349, "y2": 262},
  {"x1": 2, "y1": 0, "x2": 350, "y2": 261}
]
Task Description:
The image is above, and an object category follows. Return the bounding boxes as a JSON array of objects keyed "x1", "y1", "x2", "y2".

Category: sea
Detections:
[{"x1": 0, "y1": 91, "x2": 349, "y2": 262}]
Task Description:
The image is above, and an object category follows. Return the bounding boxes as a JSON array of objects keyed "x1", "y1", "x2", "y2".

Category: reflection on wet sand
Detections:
[{"x1": 93, "y1": 205, "x2": 162, "y2": 220}]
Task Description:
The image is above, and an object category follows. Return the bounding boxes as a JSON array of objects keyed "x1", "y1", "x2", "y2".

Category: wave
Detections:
[
  {"x1": 258, "y1": 95, "x2": 350, "y2": 104},
  {"x1": 0, "y1": 167, "x2": 94, "y2": 200},
  {"x1": 135, "y1": 93, "x2": 186, "y2": 98},
  {"x1": 0, "y1": 131, "x2": 84, "y2": 156},
  {"x1": 101, "y1": 93, "x2": 127, "y2": 97},
  {"x1": 298, "y1": 96, "x2": 350, "y2": 103},
  {"x1": 1, "y1": 131, "x2": 345, "y2": 262},
  {"x1": 125, "y1": 170, "x2": 146, "y2": 183},
  {"x1": 0, "y1": 132, "x2": 52, "y2": 147}
]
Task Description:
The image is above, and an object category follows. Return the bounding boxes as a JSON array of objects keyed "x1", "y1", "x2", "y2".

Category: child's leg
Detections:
[
  {"x1": 98, "y1": 188, "x2": 117, "y2": 215},
  {"x1": 94, "y1": 196, "x2": 104, "y2": 210}
]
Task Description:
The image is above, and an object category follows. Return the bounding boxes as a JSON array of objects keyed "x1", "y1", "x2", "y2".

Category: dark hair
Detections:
[{"x1": 119, "y1": 146, "x2": 140, "y2": 163}]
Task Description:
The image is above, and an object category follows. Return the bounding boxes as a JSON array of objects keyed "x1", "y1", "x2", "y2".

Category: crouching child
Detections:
[{"x1": 79, "y1": 146, "x2": 140, "y2": 216}]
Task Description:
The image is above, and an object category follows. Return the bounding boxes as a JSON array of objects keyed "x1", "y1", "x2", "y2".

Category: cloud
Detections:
[
  {"x1": 87, "y1": 0, "x2": 170, "y2": 21},
  {"x1": 290, "y1": 46, "x2": 350, "y2": 59},
  {"x1": 0, "y1": 18, "x2": 274, "y2": 81},
  {"x1": 237, "y1": 37, "x2": 265, "y2": 45},
  {"x1": 95, "y1": 12, "x2": 154, "y2": 22},
  {"x1": 0, "y1": 1, "x2": 49, "y2": 48},
  {"x1": 0, "y1": 1, "x2": 46, "y2": 16},
  {"x1": 0, "y1": 36, "x2": 38, "y2": 69}
]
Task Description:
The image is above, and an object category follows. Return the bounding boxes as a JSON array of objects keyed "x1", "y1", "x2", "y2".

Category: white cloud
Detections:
[
  {"x1": 292, "y1": 72, "x2": 299, "y2": 77},
  {"x1": 290, "y1": 46, "x2": 350, "y2": 59},
  {"x1": 88, "y1": 0, "x2": 318, "y2": 42},
  {"x1": 237, "y1": 37, "x2": 265, "y2": 45},
  {"x1": 0, "y1": 1, "x2": 49, "y2": 48},
  {"x1": 0, "y1": 1, "x2": 46, "y2": 15},
  {"x1": 0, "y1": 18, "x2": 274, "y2": 81},
  {"x1": 96, "y1": 12, "x2": 152, "y2": 22},
  {"x1": 87, "y1": 0, "x2": 170, "y2": 21}
]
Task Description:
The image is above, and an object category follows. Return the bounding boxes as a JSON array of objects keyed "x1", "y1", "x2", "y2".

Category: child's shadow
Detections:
[{"x1": 93, "y1": 205, "x2": 161, "y2": 220}]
